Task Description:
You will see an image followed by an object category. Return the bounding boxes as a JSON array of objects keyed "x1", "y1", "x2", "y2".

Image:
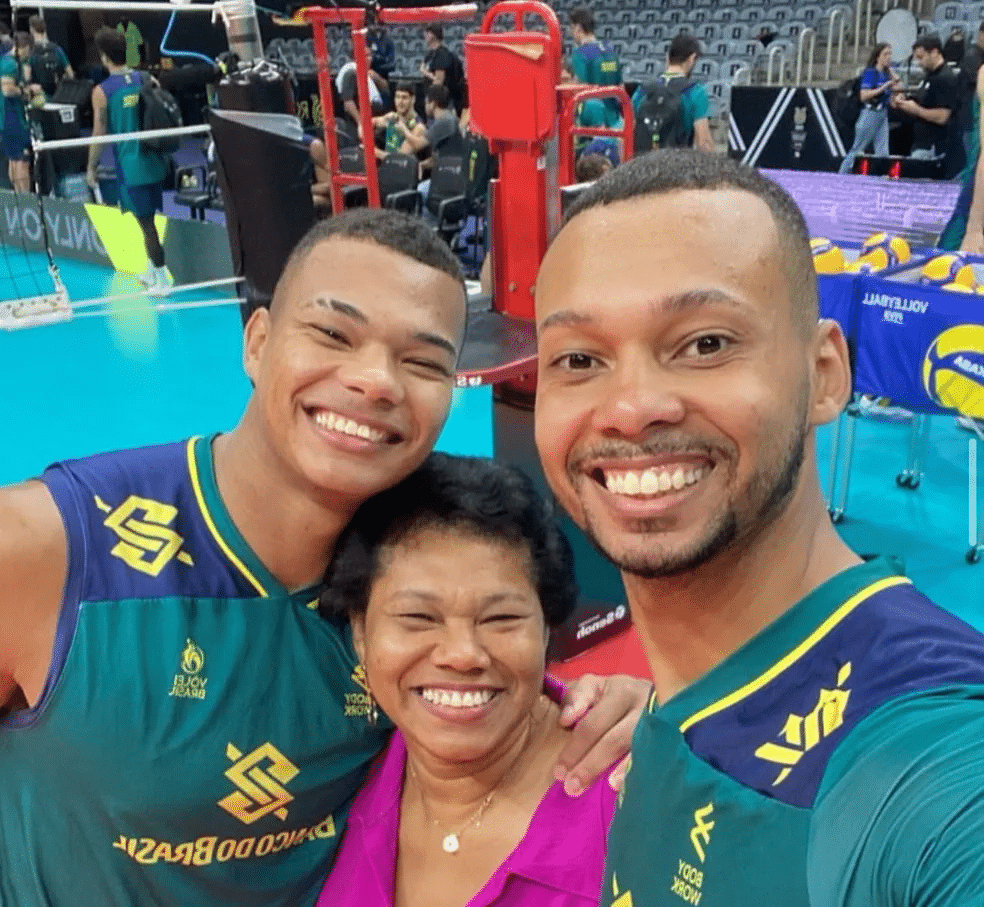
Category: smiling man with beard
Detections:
[{"x1": 534, "y1": 150, "x2": 984, "y2": 907}]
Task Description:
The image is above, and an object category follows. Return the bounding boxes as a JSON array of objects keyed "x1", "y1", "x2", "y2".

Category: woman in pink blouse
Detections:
[{"x1": 317, "y1": 453, "x2": 617, "y2": 907}]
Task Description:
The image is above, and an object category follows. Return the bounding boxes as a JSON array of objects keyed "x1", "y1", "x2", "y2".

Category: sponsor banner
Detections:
[
  {"x1": 0, "y1": 190, "x2": 234, "y2": 286},
  {"x1": 853, "y1": 271, "x2": 984, "y2": 417}
]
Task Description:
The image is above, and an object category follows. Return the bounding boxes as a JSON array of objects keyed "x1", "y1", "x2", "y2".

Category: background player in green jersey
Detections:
[
  {"x1": 534, "y1": 151, "x2": 984, "y2": 907},
  {"x1": 0, "y1": 209, "x2": 648, "y2": 906}
]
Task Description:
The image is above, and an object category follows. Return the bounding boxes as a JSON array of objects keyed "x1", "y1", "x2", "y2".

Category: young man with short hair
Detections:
[
  {"x1": 569, "y1": 5, "x2": 622, "y2": 120},
  {"x1": 26, "y1": 14, "x2": 72, "y2": 99},
  {"x1": 420, "y1": 24, "x2": 465, "y2": 115},
  {"x1": 372, "y1": 80, "x2": 426, "y2": 160},
  {"x1": 535, "y1": 150, "x2": 984, "y2": 907},
  {"x1": 894, "y1": 34, "x2": 958, "y2": 165},
  {"x1": 632, "y1": 32, "x2": 713, "y2": 153},
  {"x1": 1, "y1": 206, "x2": 650, "y2": 907}
]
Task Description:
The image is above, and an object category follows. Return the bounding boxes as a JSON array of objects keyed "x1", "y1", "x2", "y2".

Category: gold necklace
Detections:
[{"x1": 407, "y1": 697, "x2": 547, "y2": 855}]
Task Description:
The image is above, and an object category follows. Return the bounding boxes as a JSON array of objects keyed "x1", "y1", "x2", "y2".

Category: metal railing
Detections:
[
  {"x1": 730, "y1": 63, "x2": 752, "y2": 87},
  {"x1": 766, "y1": 43, "x2": 786, "y2": 85},
  {"x1": 796, "y1": 27, "x2": 817, "y2": 84},
  {"x1": 825, "y1": 8, "x2": 846, "y2": 81}
]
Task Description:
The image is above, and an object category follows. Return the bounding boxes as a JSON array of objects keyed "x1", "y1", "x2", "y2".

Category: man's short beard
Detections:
[{"x1": 578, "y1": 410, "x2": 810, "y2": 580}]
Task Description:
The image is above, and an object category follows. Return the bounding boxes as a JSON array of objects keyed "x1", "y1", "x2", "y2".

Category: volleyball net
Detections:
[{"x1": 0, "y1": 0, "x2": 255, "y2": 330}]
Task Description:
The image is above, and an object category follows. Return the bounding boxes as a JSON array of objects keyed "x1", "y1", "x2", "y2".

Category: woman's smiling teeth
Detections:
[
  {"x1": 313, "y1": 410, "x2": 390, "y2": 443},
  {"x1": 420, "y1": 688, "x2": 496, "y2": 708},
  {"x1": 603, "y1": 465, "x2": 709, "y2": 496}
]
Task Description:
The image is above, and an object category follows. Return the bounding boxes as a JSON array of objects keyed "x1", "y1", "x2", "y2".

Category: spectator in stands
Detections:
[
  {"x1": 85, "y1": 27, "x2": 171, "y2": 295},
  {"x1": 0, "y1": 23, "x2": 13, "y2": 55},
  {"x1": 893, "y1": 34, "x2": 958, "y2": 165},
  {"x1": 337, "y1": 43, "x2": 389, "y2": 137},
  {"x1": 560, "y1": 58, "x2": 623, "y2": 167},
  {"x1": 27, "y1": 15, "x2": 73, "y2": 100},
  {"x1": 576, "y1": 152, "x2": 612, "y2": 182},
  {"x1": 957, "y1": 22, "x2": 984, "y2": 169},
  {"x1": 944, "y1": 26, "x2": 966, "y2": 65},
  {"x1": 372, "y1": 80, "x2": 426, "y2": 160},
  {"x1": 632, "y1": 33, "x2": 713, "y2": 153},
  {"x1": 1, "y1": 31, "x2": 34, "y2": 193},
  {"x1": 569, "y1": 6, "x2": 622, "y2": 120},
  {"x1": 756, "y1": 25, "x2": 777, "y2": 48},
  {"x1": 838, "y1": 43, "x2": 898, "y2": 174},
  {"x1": 115, "y1": 15, "x2": 143, "y2": 68},
  {"x1": 367, "y1": 24, "x2": 395, "y2": 82},
  {"x1": 412, "y1": 83, "x2": 464, "y2": 214},
  {"x1": 420, "y1": 25, "x2": 465, "y2": 115}
]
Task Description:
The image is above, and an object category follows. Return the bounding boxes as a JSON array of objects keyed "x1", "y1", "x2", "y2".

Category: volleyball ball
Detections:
[
  {"x1": 843, "y1": 259, "x2": 877, "y2": 274},
  {"x1": 920, "y1": 254, "x2": 976, "y2": 289},
  {"x1": 941, "y1": 281, "x2": 976, "y2": 294},
  {"x1": 921, "y1": 324, "x2": 984, "y2": 418},
  {"x1": 860, "y1": 232, "x2": 911, "y2": 267},
  {"x1": 811, "y1": 238, "x2": 845, "y2": 274}
]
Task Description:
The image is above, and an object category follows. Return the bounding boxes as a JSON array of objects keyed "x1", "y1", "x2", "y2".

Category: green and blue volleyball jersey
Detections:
[
  {"x1": 572, "y1": 41, "x2": 623, "y2": 118},
  {"x1": 100, "y1": 70, "x2": 168, "y2": 187},
  {"x1": 1, "y1": 53, "x2": 27, "y2": 128},
  {"x1": 603, "y1": 558, "x2": 984, "y2": 907},
  {"x1": 0, "y1": 436, "x2": 390, "y2": 907}
]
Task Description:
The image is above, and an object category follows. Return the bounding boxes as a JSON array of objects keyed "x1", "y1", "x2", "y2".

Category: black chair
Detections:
[
  {"x1": 426, "y1": 155, "x2": 467, "y2": 245},
  {"x1": 377, "y1": 152, "x2": 420, "y2": 214},
  {"x1": 338, "y1": 146, "x2": 368, "y2": 208},
  {"x1": 173, "y1": 165, "x2": 211, "y2": 221}
]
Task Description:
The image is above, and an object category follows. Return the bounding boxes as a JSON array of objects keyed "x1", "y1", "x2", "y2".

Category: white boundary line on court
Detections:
[{"x1": 68, "y1": 276, "x2": 244, "y2": 310}]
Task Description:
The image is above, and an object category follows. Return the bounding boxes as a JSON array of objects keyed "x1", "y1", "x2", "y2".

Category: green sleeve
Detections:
[
  {"x1": 0, "y1": 55, "x2": 17, "y2": 79},
  {"x1": 808, "y1": 688, "x2": 984, "y2": 907},
  {"x1": 690, "y1": 83, "x2": 710, "y2": 122}
]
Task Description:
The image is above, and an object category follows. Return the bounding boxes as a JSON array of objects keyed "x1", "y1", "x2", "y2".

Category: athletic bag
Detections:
[
  {"x1": 139, "y1": 78, "x2": 183, "y2": 154},
  {"x1": 31, "y1": 43, "x2": 64, "y2": 97},
  {"x1": 633, "y1": 75, "x2": 696, "y2": 153},
  {"x1": 832, "y1": 74, "x2": 862, "y2": 128}
]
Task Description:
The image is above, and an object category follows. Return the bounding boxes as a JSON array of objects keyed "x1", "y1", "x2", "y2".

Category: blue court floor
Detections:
[{"x1": 2, "y1": 256, "x2": 981, "y2": 634}]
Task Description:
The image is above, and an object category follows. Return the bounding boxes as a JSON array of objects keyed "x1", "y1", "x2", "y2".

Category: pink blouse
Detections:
[{"x1": 316, "y1": 730, "x2": 617, "y2": 907}]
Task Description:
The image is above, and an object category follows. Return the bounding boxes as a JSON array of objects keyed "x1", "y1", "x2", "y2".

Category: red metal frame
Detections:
[
  {"x1": 556, "y1": 84, "x2": 634, "y2": 187},
  {"x1": 303, "y1": 4, "x2": 477, "y2": 213}
]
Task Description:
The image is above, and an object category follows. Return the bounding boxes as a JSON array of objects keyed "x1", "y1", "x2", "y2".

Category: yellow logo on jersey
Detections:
[
  {"x1": 95, "y1": 494, "x2": 194, "y2": 576},
  {"x1": 689, "y1": 803, "x2": 714, "y2": 863},
  {"x1": 170, "y1": 639, "x2": 207, "y2": 700},
  {"x1": 218, "y1": 743, "x2": 299, "y2": 825},
  {"x1": 344, "y1": 665, "x2": 374, "y2": 718},
  {"x1": 612, "y1": 873, "x2": 634, "y2": 906},
  {"x1": 181, "y1": 639, "x2": 204, "y2": 674},
  {"x1": 755, "y1": 662, "x2": 852, "y2": 786}
]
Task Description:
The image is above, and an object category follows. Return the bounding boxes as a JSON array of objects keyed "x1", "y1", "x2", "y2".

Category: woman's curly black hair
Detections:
[{"x1": 320, "y1": 453, "x2": 579, "y2": 628}]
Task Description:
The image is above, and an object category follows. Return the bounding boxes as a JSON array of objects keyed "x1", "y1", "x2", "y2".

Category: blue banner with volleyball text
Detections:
[{"x1": 853, "y1": 276, "x2": 984, "y2": 418}]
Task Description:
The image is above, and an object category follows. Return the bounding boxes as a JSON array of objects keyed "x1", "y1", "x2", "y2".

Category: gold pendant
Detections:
[{"x1": 442, "y1": 834, "x2": 460, "y2": 854}]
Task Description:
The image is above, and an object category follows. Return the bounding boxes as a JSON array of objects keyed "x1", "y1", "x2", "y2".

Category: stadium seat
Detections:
[
  {"x1": 694, "y1": 58, "x2": 720, "y2": 80},
  {"x1": 709, "y1": 8, "x2": 736, "y2": 24},
  {"x1": 697, "y1": 23, "x2": 720, "y2": 41},
  {"x1": 934, "y1": 1, "x2": 966, "y2": 27},
  {"x1": 724, "y1": 22, "x2": 751, "y2": 41},
  {"x1": 771, "y1": 6, "x2": 793, "y2": 25},
  {"x1": 377, "y1": 153, "x2": 421, "y2": 215},
  {"x1": 709, "y1": 39, "x2": 730, "y2": 58},
  {"x1": 778, "y1": 22, "x2": 805, "y2": 40},
  {"x1": 722, "y1": 58, "x2": 750, "y2": 80}
]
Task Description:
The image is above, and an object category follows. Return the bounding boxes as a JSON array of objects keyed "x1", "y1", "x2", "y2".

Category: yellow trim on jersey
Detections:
[
  {"x1": 185, "y1": 438, "x2": 269, "y2": 597},
  {"x1": 677, "y1": 575, "x2": 910, "y2": 732}
]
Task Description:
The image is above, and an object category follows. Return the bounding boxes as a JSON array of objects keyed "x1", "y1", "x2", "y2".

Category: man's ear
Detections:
[
  {"x1": 810, "y1": 318, "x2": 853, "y2": 426},
  {"x1": 243, "y1": 305, "x2": 271, "y2": 384}
]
